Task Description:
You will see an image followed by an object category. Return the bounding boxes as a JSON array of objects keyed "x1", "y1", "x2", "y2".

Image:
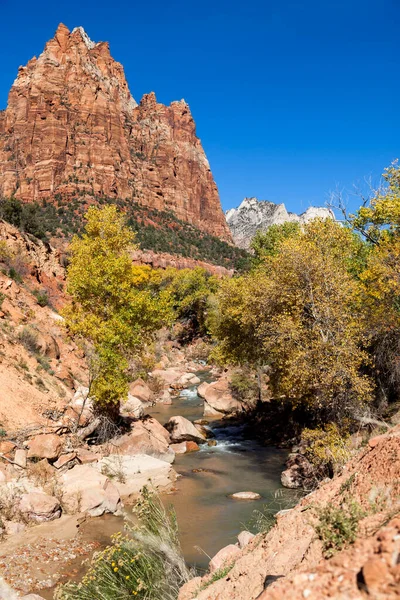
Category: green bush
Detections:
[
  {"x1": 8, "y1": 267, "x2": 23, "y2": 283},
  {"x1": 229, "y1": 369, "x2": 258, "y2": 400},
  {"x1": 315, "y1": 499, "x2": 365, "y2": 558},
  {"x1": 32, "y1": 288, "x2": 49, "y2": 307},
  {"x1": 36, "y1": 355, "x2": 53, "y2": 373}
]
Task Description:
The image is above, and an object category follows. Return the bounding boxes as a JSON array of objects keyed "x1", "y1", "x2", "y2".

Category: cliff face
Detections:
[
  {"x1": 0, "y1": 24, "x2": 232, "y2": 242},
  {"x1": 226, "y1": 197, "x2": 334, "y2": 249}
]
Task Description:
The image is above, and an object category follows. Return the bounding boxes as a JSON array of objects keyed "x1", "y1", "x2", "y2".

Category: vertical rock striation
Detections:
[{"x1": 0, "y1": 24, "x2": 232, "y2": 242}]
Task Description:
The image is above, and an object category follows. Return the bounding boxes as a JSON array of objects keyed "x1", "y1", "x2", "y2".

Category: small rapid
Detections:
[{"x1": 148, "y1": 372, "x2": 289, "y2": 571}]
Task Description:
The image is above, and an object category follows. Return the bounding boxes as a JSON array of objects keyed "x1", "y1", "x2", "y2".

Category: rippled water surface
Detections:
[{"x1": 148, "y1": 373, "x2": 289, "y2": 570}]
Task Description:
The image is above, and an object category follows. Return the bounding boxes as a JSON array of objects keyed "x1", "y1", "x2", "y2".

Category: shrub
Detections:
[
  {"x1": 17, "y1": 326, "x2": 40, "y2": 354},
  {"x1": 0, "y1": 241, "x2": 11, "y2": 264},
  {"x1": 230, "y1": 369, "x2": 258, "y2": 401},
  {"x1": 56, "y1": 488, "x2": 191, "y2": 600},
  {"x1": 36, "y1": 355, "x2": 53, "y2": 373},
  {"x1": 301, "y1": 424, "x2": 352, "y2": 478},
  {"x1": 8, "y1": 267, "x2": 23, "y2": 283},
  {"x1": 315, "y1": 499, "x2": 365, "y2": 558},
  {"x1": 32, "y1": 288, "x2": 49, "y2": 307}
]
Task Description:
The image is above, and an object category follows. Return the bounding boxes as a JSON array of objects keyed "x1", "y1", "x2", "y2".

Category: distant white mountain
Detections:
[{"x1": 225, "y1": 197, "x2": 334, "y2": 249}]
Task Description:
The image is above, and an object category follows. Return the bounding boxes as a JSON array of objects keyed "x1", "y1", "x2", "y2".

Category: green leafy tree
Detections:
[
  {"x1": 159, "y1": 267, "x2": 219, "y2": 341},
  {"x1": 62, "y1": 205, "x2": 172, "y2": 414},
  {"x1": 251, "y1": 221, "x2": 301, "y2": 263}
]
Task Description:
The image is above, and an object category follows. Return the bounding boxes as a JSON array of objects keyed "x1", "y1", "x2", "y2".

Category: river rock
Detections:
[
  {"x1": 19, "y1": 492, "x2": 61, "y2": 522},
  {"x1": 120, "y1": 394, "x2": 145, "y2": 418},
  {"x1": 95, "y1": 455, "x2": 177, "y2": 500},
  {"x1": 111, "y1": 418, "x2": 174, "y2": 463},
  {"x1": 195, "y1": 423, "x2": 213, "y2": 438},
  {"x1": 178, "y1": 373, "x2": 201, "y2": 387},
  {"x1": 60, "y1": 464, "x2": 121, "y2": 516},
  {"x1": 202, "y1": 378, "x2": 243, "y2": 416},
  {"x1": 159, "y1": 390, "x2": 172, "y2": 405},
  {"x1": 186, "y1": 441, "x2": 200, "y2": 452},
  {"x1": 197, "y1": 381, "x2": 210, "y2": 399},
  {"x1": 209, "y1": 544, "x2": 241, "y2": 573},
  {"x1": 165, "y1": 416, "x2": 207, "y2": 444},
  {"x1": 207, "y1": 440, "x2": 217, "y2": 447},
  {"x1": 281, "y1": 453, "x2": 314, "y2": 489},
  {"x1": 151, "y1": 368, "x2": 184, "y2": 386},
  {"x1": 231, "y1": 491, "x2": 261, "y2": 500},
  {"x1": 237, "y1": 530, "x2": 255, "y2": 548},
  {"x1": 170, "y1": 442, "x2": 188, "y2": 454},
  {"x1": 129, "y1": 378, "x2": 152, "y2": 403},
  {"x1": 27, "y1": 433, "x2": 63, "y2": 460}
]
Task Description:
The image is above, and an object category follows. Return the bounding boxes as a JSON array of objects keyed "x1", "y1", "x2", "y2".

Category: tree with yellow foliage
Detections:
[
  {"x1": 62, "y1": 205, "x2": 172, "y2": 415},
  {"x1": 213, "y1": 219, "x2": 373, "y2": 425},
  {"x1": 352, "y1": 163, "x2": 400, "y2": 403}
]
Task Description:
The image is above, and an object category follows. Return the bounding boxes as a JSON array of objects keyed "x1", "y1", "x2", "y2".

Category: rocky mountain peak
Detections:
[
  {"x1": 0, "y1": 25, "x2": 232, "y2": 242},
  {"x1": 226, "y1": 197, "x2": 334, "y2": 249}
]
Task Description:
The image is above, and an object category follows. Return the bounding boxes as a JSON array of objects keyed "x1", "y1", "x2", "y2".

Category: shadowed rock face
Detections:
[
  {"x1": 0, "y1": 24, "x2": 232, "y2": 242},
  {"x1": 226, "y1": 197, "x2": 334, "y2": 249}
]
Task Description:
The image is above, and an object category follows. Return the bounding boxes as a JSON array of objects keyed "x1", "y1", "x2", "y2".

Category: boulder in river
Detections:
[
  {"x1": 186, "y1": 441, "x2": 200, "y2": 452},
  {"x1": 165, "y1": 416, "x2": 207, "y2": 444},
  {"x1": 170, "y1": 442, "x2": 188, "y2": 454},
  {"x1": 201, "y1": 377, "x2": 243, "y2": 416},
  {"x1": 95, "y1": 455, "x2": 177, "y2": 500},
  {"x1": 151, "y1": 367, "x2": 185, "y2": 386},
  {"x1": 230, "y1": 491, "x2": 261, "y2": 500},
  {"x1": 111, "y1": 418, "x2": 175, "y2": 463},
  {"x1": 178, "y1": 373, "x2": 201, "y2": 387}
]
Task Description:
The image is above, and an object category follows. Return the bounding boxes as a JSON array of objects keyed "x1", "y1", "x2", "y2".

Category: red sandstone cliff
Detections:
[{"x1": 0, "y1": 24, "x2": 232, "y2": 242}]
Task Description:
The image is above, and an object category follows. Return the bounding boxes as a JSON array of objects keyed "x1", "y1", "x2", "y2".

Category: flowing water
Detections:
[
  {"x1": 148, "y1": 373, "x2": 289, "y2": 570},
  {"x1": 38, "y1": 372, "x2": 289, "y2": 596}
]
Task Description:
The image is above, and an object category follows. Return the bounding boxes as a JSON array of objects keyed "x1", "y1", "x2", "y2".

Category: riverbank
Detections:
[{"x1": 0, "y1": 348, "x2": 290, "y2": 597}]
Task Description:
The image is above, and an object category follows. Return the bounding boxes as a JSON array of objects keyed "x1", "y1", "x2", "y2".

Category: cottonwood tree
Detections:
[
  {"x1": 213, "y1": 219, "x2": 373, "y2": 425},
  {"x1": 62, "y1": 205, "x2": 172, "y2": 417}
]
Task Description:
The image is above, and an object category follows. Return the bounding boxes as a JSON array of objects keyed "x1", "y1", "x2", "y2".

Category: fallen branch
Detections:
[{"x1": 77, "y1": 417, "x2": 101, "y2": 441}]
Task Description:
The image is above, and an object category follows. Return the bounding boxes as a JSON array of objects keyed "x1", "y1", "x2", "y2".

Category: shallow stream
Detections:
[
  {"x1": 39, "y1": 371, "x2": 289, "y2": 597},
  {"x1": 147, "y1": 372, "x2": 289, "y2": 570}
]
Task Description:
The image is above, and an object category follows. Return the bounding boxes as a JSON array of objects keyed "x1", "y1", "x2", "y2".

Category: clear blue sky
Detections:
[{"x1": 0, "y1": 0, "x2": 399, "y2": 214}]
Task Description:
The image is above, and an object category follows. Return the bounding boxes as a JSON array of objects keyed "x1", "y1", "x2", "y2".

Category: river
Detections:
[{"x1": 39, "y1": 372, "x2": 289, "y2": 597}]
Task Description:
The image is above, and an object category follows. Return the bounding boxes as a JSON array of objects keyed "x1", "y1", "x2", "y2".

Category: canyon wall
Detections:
[{"x1": 0, "y1": 24, "x2": 232, "y2": 242}]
